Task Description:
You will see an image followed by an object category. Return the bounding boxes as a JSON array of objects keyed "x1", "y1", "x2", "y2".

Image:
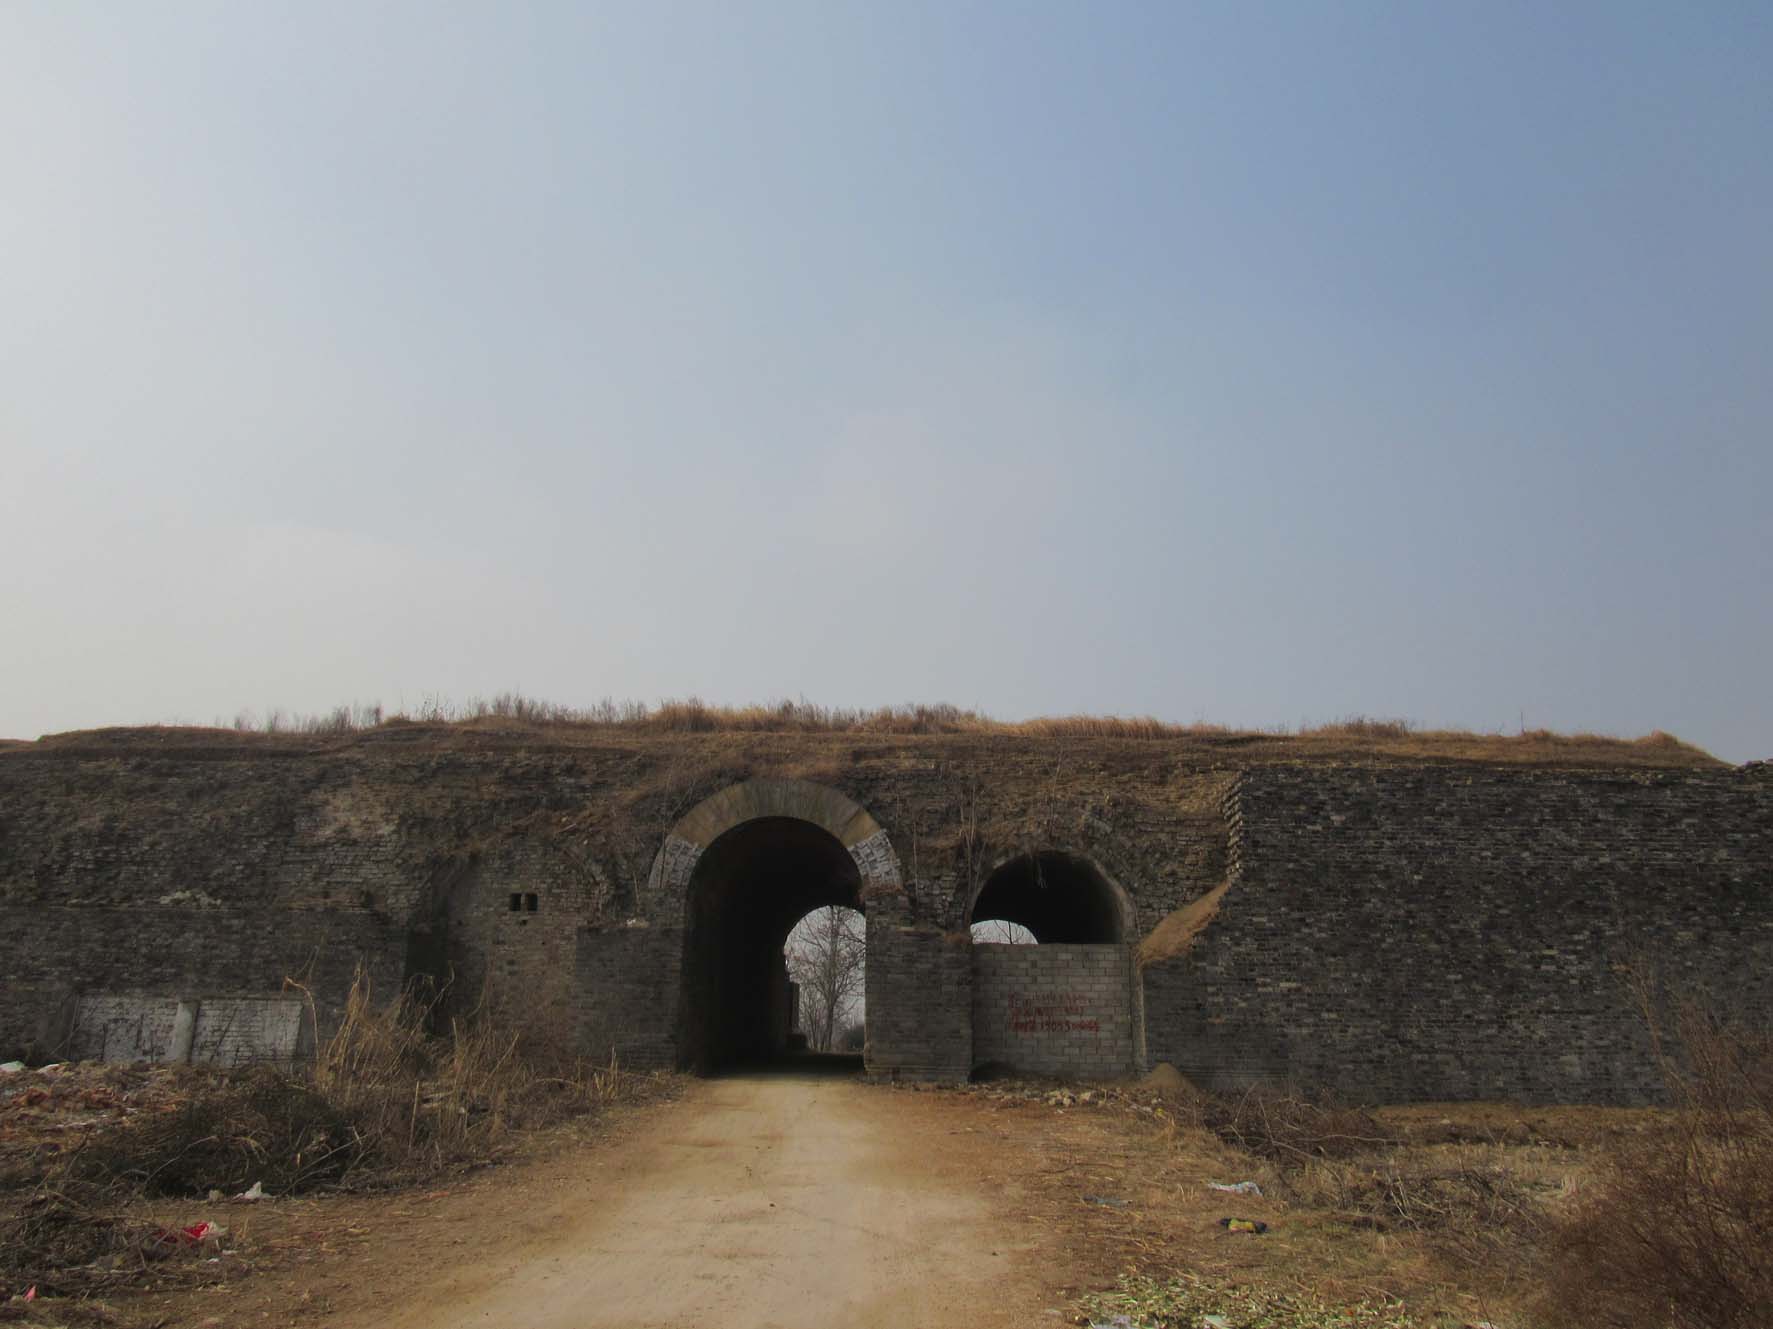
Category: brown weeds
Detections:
[
  {"x1": 1537, "y1": 995, "x2": 1773, "y2": 1329},
  {"x1": 11, "y1": 974, "x2": 661, "y2": 1301},
  {"x1": 1198, "y1": 1086, "x2": 1398, "y2": 1163},
  {"x1": 62, "y1": 972, "x2": 649, "y2": 1199},
  {"x1": 181, "y1": 692, "x2": 1719, "y2": 766}
]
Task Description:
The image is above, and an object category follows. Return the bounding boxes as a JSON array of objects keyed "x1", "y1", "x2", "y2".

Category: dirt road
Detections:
[{"x1": 361, "y1": 1071, "x2": 1054, "y2": 1329}]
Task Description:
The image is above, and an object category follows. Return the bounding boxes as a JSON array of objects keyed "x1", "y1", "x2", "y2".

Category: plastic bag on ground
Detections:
[{"x1": 1207, "y1": 1180, "x2": 1262, "y2": 1196}]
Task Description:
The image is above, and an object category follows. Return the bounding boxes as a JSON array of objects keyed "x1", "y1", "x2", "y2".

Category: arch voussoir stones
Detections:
[{"x1": 647, "y1": 779, "x2": 904, "y2": 905}]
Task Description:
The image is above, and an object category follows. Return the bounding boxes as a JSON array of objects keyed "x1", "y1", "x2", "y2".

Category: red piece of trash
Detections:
[
  {"x1": 153, "y1": 1221, "x2": 218, "y2": 1247},
  {"x1": 23, "y1": 1287, "x2": 37, "y2": 1302}
]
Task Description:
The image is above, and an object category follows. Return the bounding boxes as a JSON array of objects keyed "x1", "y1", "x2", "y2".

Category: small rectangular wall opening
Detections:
[
  {"x1": 524, "y1": 892, "x2": 539, "y2": 913},
  {"x1": 508, "y1": 893, "x2": 523, "y2": 912}
]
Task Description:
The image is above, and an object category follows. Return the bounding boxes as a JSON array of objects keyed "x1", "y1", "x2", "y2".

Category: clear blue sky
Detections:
[{"x1": 3, "y1": 2, "x2": 1769, "y2": 760}]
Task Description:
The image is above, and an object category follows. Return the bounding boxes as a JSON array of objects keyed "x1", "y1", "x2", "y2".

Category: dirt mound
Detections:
[{"x1": 1137, "y1": 1063, "x2": 1199, "y2": 1098}]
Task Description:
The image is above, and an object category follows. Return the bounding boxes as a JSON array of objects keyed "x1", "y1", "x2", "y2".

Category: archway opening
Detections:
[
  {"x1": 968, "y1": 851, "x2": 1129, "y2": 944},
  {"x1": 678, "y1": 817, "x2": 863, "y2": 1072},
  {"x1": 784, "y1": 905, "x2": 866, "y2": 1054}
]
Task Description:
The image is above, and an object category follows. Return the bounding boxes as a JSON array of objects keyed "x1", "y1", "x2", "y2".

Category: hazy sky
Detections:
[{"x1": 4, "y1": 2, "x2": 1769, "y2": 760}]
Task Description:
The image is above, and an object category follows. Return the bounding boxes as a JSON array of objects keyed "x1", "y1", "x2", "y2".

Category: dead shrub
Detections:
[
  {"x1": 1201, "y1": 1086, "x2": 1397, "y2": 1163},
  {"x1": 1537, "y1": 994, "x2": 1773, "y2": 1329},
  {"x1": 65, "y1": 972, "x2": 649, "y2": 1198},
  {"x1": 303, "y1": 970, "x2": 639, "y2": 1181},
  {"x1": 0, "y1": 1182, "x2": 149, "y2": 1298},
  {"x1": 1290, "y1": 1154, "x2": 1547, "y2": 1265},
  {"x1": 64, "y1": 1066, "x2": 361, "y2": 1196}
]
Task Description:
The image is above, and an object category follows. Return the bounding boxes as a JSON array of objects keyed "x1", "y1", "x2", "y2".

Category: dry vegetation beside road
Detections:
[
  {"x1": 0, "y1": 980, "x2": 677, "y2": 1325},
  {"x1": 4, "y1": 1051, "x2": 1769, "y2": 1329},
  {"x1": 5, "y1": 990, "x2": 1766, "y2": 1328}
]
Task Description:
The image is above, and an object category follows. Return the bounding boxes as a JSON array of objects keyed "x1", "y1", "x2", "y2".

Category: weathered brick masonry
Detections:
[
  {"x1": 1147, "y1": 767, "x2": 1773, "y2": 1103},
  {"x1": 0, "y1": 730, "x2": 1767, "y2": 1101},
  {"x1": 0, "y1": 904, "x2": 400, "y2": 1059}
]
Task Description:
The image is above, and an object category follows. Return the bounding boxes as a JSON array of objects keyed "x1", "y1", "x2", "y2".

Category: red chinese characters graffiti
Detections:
[{"x1": 1006, "y1": 991, "x2": 1100, "y2": 1035}]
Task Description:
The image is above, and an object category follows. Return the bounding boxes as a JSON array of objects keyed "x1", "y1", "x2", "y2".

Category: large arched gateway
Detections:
[{"x1": 649, "y1": 780, "x2": 901, "y2": 1072}]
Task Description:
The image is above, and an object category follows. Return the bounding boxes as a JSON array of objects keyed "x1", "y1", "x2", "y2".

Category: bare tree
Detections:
[
  {"x1": 970, "y1": 918, "x2": 1037, "y2": 945},
  {"x1": 785, "y1": 906, "x2": 866, "y2": 1052}
]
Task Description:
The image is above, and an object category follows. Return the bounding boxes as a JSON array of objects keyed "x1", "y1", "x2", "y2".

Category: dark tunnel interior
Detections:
[
  {"x1": 677, "y1": 817, "x2": 863, "y2": 1071},
  {"x1": 968, "y1": 851, "x2": 1128, "y2": 944}
]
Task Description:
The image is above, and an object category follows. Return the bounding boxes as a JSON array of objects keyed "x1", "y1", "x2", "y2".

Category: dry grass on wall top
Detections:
[{"x1": 24, "y1": 693, "x2": 1724, "y2": 768}]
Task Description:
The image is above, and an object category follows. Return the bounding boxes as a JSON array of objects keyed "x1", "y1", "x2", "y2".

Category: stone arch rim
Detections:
[{"x1": 647, "y1": 779, "x2": 904, "y2": 901}]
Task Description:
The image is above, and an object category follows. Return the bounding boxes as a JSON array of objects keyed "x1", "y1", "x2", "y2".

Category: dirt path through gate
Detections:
[{"x1": 348, "y1": 1071, "x2": 1056, "y2": 1329}]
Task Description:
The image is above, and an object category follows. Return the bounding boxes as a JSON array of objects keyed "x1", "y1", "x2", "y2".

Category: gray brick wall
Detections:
[
  {"x1": 1148, "y1": 766, "x2": 1773, "y2": 1104},
  {"x1": 3, "y1": 737, "x2": 1768, "y2": 1103},
  {"x1": 863, "y1": 915, "x2": 972, "y2": 1081},
  {"x1": 0, "y1": 905, "x2": 400, "y2": 1062}
]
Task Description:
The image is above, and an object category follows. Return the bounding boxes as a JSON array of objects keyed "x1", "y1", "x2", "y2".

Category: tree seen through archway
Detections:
[
  {"x1": 970, "y1": 918, "x2": 1037, "y2": 944},
  {"x1": 784, "y1": 905, "x2": 865, "y2": 1052}
]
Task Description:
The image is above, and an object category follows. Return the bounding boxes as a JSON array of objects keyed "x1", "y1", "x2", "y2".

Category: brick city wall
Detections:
[
  {"x1": 972, "y1": 943, "x2": 1137, "y2": 1077},
  {"x1": 1147, "y1": 767, "x2": 1773, "y2": 1104},
  {"x1": 0, "y1": 905, "x2": 401, "y2": 1062},
  {"x1": 863, "y1": 917, "x2": 974, "y2": 1081},
  {"x1": 3, "y1": 734, "x2": 1768, "y2": 1101}
]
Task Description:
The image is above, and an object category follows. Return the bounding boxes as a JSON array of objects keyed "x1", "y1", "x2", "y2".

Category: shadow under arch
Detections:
[
  {"x1": 965, "y1": 850, "x2": 1136, "y2": 944},
  {"x1": 652, "y1": 780, "x2": 901, "y2": 1072}
]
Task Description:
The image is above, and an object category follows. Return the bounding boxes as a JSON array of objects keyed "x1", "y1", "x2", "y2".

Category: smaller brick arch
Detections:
[
  {"x1": 963, "y1": 850, "x2": 1137, "y2": 944},
  {"x1": 648, "y1": 779, "x2": 902, "y2": 903}
]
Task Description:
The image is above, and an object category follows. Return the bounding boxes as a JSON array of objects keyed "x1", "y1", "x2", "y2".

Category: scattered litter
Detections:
[
  {"x1": 1202, "y1": 1317, "x2": 1231, "y2": 1329},
  {"x1": 235, "y1": 1180, "x2": 265, "y2": 1202},
  {"x1": 1084, "y1": 1194, "x2": 1130, "y2": 1208},
  {"x1": 1086, "y1": 1317, "x2": 1137, "y2": 1329},
  {"x1": 1218, "y1": 1217, "x2": 1268, "y2": 1234},
  {"x1": 208, "y1": 1189, "x2": 225, "y2": 1202},
  {"x1": 147, "y1": 1220, "x2": 228, "y2": 1256},
  {"x1": 22, "y1": 1287, "x2": 36, "y2": 1303},
  {"x1": 0, "y1": 1062, "x2": 24, "y2": 1074},
  {"x1": 1207, "y1": 1180, "x2": 1262, "y2": 1196}
]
